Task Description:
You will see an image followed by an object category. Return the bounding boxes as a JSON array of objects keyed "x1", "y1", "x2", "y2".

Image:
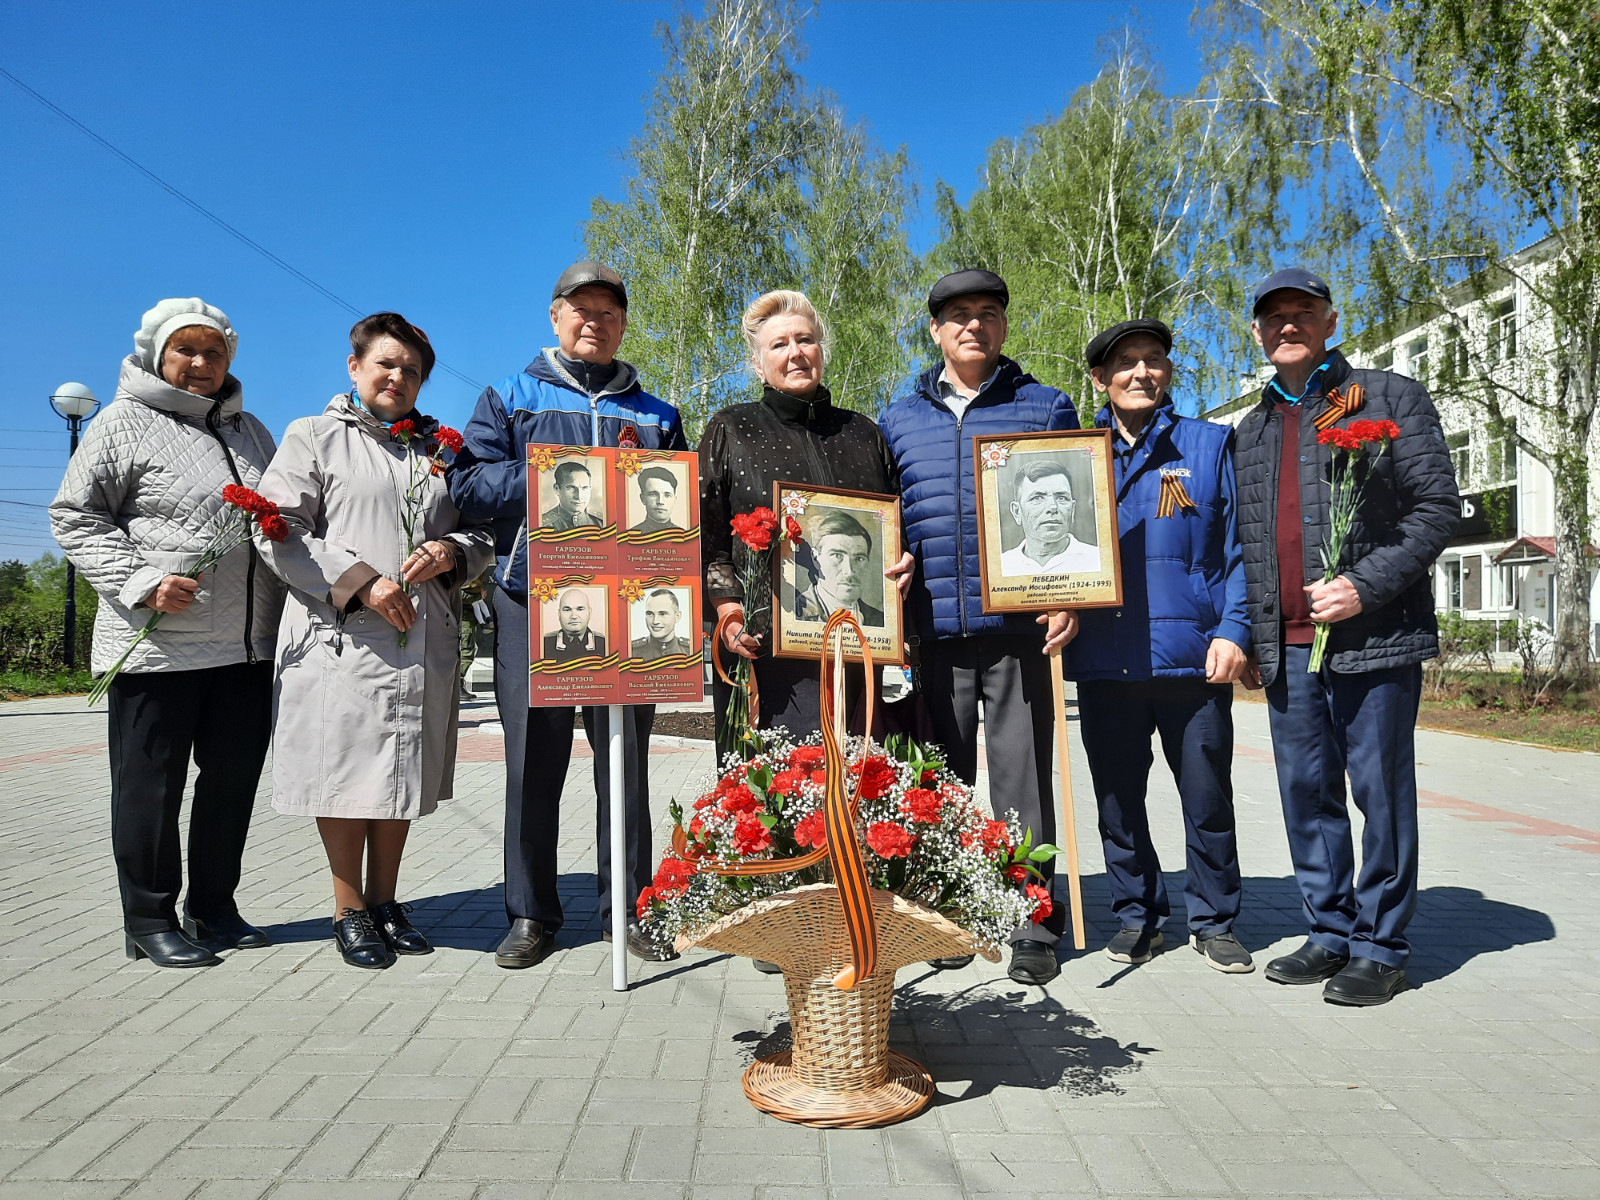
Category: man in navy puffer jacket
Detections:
[
  {"x1": 1064, "y1": 320, "x2": 1254, "y2": 975},
  {"x1": 880, "y1": 270, "x2": 1079, "y2": 986},
  {"x1": 449, "y1": 262, "x2": 687, "y2": 971}
]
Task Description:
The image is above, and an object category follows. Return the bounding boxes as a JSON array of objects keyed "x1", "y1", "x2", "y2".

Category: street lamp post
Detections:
[{"x1": 49, "y1": 383, "x2": 99, "y2": 669}]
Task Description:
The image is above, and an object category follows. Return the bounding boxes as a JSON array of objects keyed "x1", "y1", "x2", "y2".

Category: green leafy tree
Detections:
[
  {"x1": 1205, "y1": 0, "x2": 1599, "y2": 683},
  {"x1": 0, "y1": 560, "x2": 27, "y2": 610},
  {"x1": 24, "y1": 552, "x2": 97, "y2": 622},
  {"x1": 585, "y1": 0, "x2": 917, "y2": 434},
  {"x1": 932, "y1": 33, "x2": 1252, "y2": 409}
]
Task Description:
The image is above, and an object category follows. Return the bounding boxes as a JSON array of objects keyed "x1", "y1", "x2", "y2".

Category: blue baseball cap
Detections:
[{"x1": 1251, "y1": 267, "x2": 1332, "y2": 314}]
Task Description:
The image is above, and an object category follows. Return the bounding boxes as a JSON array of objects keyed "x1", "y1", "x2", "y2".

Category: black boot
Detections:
[
  {"x1": 183, "y1": 911, "x2": 270, "y2": 952},
  {"x1": 125, "y1": 929, "x2": 221, "y2": 968},
  {"x1": 333, "y1": 908, "x2": 394, "y2": 969},
  {"x1": 1324, "y1": 958, "x2": 1409, "y2": 1006},
  {"x1": 1264, "y1": 938, "x2": 1350, "y2": 985},
  {"x1": 372, "y1": 901, "x2": 432, "y2": 956}
]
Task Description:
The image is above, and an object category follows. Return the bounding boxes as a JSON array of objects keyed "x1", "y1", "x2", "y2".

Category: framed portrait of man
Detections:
[
  {"x1": 770, "y1": 482, "x2": 905, "y2": 665},
  {"x1": 537, "y1": 585, "x2": 612, "y2": 665},
  {"x1": 972, "y1": 429, "x2": 1122, "y2": 612}
]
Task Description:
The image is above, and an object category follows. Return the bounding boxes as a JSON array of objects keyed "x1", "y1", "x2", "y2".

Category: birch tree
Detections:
[{"x1": 1205, "y1": 0, "x2": 1599, "y2": 683}]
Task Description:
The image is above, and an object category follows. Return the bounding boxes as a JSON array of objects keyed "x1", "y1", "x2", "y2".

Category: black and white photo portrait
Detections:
[
  {"x1": 540, "y1": 587, "x2": 608, "y2": 660},
  {"x1": 540, "y1": 458, "x2": 607, "y2": 531},
  {"x1": 997, "y1": 450, "x2": 1100, "y2": 576},
  {"x1": 625, "y1": 463, "x2": 686, "y2": 533},
  {"x1": 629, "y1": 587, "x2": 694, "y2": 659},
  {"x1": 791, "y1": 506, "x2": 886, "y2": 628}
]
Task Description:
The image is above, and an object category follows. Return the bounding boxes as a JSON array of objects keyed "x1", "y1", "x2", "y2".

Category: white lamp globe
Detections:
[{"x1": 50, "y1": 382, "x2": 98, "y2": 420}]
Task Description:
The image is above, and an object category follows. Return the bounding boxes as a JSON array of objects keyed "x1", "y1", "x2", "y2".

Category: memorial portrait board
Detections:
[
  {"x1": 616, "y1": 450, "x2": 700, "y2": 576},
  {"x1": 972, "y1": 429, "x2": 1122, "y2": 612},
  {"x1": 770, "y1": 482, "x2": 905, "y2": 665},
  {"x1": 527, "y1": 445, "x2": 616, "y2": 576},
  {"x1": 618, "y1": 579, "x2": 703, "y2": 703},
  {"x1": 528, "y1": 579, "x2": 620, "y2": 705}
]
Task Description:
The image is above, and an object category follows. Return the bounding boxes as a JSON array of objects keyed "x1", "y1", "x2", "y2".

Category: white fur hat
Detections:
[{"x1": 134, "y1": 297, "x2": 238, "y2": 374}]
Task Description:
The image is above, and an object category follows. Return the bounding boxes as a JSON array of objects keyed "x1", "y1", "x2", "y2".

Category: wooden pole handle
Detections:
[{"x1": 1049, "y1": 651, "x2": 1086, "y2": 951}]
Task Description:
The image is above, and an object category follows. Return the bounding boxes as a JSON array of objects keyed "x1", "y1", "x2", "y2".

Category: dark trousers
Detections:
[
  {"x1": 1265, "y1": 644, "x2": 1422, "y2": 967},
  {"x1": 711, "y1": 654, "x2": 872, "y2": 760},
  {"x1": 1077, "y1": 679, "x2": 1240, "y2": 938},
  {"x1": 107, "y1": 661, "x2": 273, "y2": 935},
  {"x1": 493, "y1": 587, "x2": 653, "y2": 932},
  {"x1": 920, "y1": 634, "x2": 1066, "y2": 945}
]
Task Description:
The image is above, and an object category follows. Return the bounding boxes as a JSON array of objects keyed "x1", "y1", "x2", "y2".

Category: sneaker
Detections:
[
  {"x1": 1105, "y1": 927, "x2": 1165, "y2": 964},
  {"x1": 1191, "y1": 931, "x2": 1254, "y2": 973}
]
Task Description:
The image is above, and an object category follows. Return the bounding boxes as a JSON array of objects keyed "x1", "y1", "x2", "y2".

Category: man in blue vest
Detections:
[
  {"x1": 449, "y1": 261, "x2": 688, "y2": 969},
  {"x1": 1065, "y1": 319, "x2": 1253, "y2": 973},
  {"x1": 881, "y1": 269, "x2": 1078, "y2": 986}
]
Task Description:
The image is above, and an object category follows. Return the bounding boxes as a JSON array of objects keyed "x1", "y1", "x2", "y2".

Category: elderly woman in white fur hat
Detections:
[{"x1": 51, "y1": 298, "x2": 286, "y2": 968}]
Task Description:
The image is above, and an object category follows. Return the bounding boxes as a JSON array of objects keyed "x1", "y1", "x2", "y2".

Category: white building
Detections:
[{"x1": 1205, "y1": 245, "x2": 1600, "y2": 661}]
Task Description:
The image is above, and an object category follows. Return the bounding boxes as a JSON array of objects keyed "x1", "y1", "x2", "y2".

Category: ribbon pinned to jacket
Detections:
[
  {"x1": 1156, "y1": 474, "x2": 1199, "y2": 519},
  {"x1": 1313, "y1": 383, "x2": 1365, "y2": 431},
  {"x1": 672, "y1": 609, "x2": 879, "y2": 991}
]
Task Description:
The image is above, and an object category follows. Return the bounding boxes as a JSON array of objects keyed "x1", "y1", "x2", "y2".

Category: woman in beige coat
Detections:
[{"x1": 256, "y1": 313, "x2": 492, "y2": 969}]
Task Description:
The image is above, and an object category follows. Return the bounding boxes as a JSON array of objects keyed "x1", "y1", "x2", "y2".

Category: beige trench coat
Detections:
[{"x1": 255, "y1": 395, "x2": 493, "y2": 820}]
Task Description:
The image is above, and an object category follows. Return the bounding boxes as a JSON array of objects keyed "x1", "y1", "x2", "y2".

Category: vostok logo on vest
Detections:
[{"x1": 1160, "y1": 467, "x2": 1192, "y2": 477}]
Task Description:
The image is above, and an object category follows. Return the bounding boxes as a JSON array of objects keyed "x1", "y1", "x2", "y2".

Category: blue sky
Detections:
[{"x1": 0, "y1": 1, "x2": 1201, "y2": 562}]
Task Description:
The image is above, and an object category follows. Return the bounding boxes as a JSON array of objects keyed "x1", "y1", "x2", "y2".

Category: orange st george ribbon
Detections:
[
  {"x1": 1313, "y1": 383, "x2": 1365, "y2": 431},
  {"x1": 711, "y1": 606, "x2": 762, "y2": 728},
  {"x1": 676, "y1": 609, "x2": 880, "y2": 991},
  {"x1": 1156, "y1": 474, "x2": 1199, "y2": 518}
]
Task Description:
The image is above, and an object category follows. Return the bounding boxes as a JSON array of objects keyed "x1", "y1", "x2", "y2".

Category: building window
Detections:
[
  {"x1": 1487, "y1": 562, "x2": 1522, "y2": 610},
  {"x1": 1484, "y1": 419, "x2": 1517, "y2": 486},
  {"x1": 1443, "y1": 322, "x2": 1469, "y2": 381},
  {"x1": 1488, "y1": 298, "x2": 1517, "y2": 363},
  {"x1": 1374, "y1": 349, "x2": 1394, "y2": 371},
  {"x1": 1445, "y1": 431, "x2": 1472, "y2": 485},
  {"x1": 1441, "y1": 559, "x2": 1463, "y2": 610},
  {"x1": 1407, "y1": 337, "x2": 1430, "y2": 381}
]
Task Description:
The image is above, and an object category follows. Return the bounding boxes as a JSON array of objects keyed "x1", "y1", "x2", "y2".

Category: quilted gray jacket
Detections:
[{"x1": 50, "y1": 355, "x2": 286, "y2": 675}]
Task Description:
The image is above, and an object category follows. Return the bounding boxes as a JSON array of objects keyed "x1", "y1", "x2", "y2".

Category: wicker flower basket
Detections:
[{"x1": 678, "y1": 883, "x2": 1000, "y2": 1128}]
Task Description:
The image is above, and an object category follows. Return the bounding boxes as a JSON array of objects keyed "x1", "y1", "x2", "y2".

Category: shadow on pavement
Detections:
[{"x1": 733, "y1": 981, "x2": 1154, "y2": 1099}]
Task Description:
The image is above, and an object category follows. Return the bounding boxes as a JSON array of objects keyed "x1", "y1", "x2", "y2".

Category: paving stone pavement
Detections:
[{"x1": 0, "y1": 689, "x2": 1596, "y2": 1199}]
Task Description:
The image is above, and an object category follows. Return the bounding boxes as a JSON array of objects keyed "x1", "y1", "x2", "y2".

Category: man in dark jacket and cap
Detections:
[
  {"x1": 881, "y1": 269, "x2": 1079, "y2": 986},
  {"x1": 449, "y1": 261, "x2": 689, "y2": 970},
  {"x1": 1233, "y1": 268, "x2": 1457, "y2": 1006},
  {"x1": 1067, "y1": 319, "x2": 1253, "y2": 974}
]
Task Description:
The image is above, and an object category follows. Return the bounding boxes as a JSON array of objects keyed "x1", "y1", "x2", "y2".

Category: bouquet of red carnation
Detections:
[
  {"x1": 387, "y1": 417, "x2": 464, "y2": 647},
  {"x1": 637, "y1": 731, "x2": 1058, "y2": 956},
  {"x1": 715, "y1": 506, "x2": 802, "y2": 749},
  {"x1": 86, "y1": 484, "x2": 289, "y2": 705},
  {"x1": 1309, "y1": 418, "x2": 1401, "y2": 672}
]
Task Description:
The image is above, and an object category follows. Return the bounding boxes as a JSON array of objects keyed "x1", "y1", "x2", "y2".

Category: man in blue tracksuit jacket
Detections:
[
  {"x1": 880, "y1": 269, "x2": 1079, "y2": 987},
  {"x1": 1064, "y1": 319, "x2": 1254, "y2": 973},
  {"x1": 447, "y1": 262, "x2": 688, "y2": 969}
]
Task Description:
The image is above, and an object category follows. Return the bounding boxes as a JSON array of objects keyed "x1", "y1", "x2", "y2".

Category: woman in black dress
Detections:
[{"x1": 700, "y1": 290, "x2": 905, "y2": 757}]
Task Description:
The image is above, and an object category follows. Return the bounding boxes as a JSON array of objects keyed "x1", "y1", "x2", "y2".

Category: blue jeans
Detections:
[{"x1": 1265, "y1": 644, "x2": 1422, "y2": 967}]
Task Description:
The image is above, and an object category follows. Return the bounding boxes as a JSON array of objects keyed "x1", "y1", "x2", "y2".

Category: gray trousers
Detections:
[{"x1": 919, "y1": 634, "x2": 1066, "y2": 946}]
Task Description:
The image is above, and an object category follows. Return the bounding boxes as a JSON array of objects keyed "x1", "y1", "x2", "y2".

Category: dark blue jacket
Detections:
[
  {"x1": 879, "y1": 358, "x2": 1079, "y2": 640},
  {"x1": 446, "y1": 349, "x2": 686, "y2": 595},
  {"x1": 1065, "y1": 400, "x2": 1250, "y2": 682}
]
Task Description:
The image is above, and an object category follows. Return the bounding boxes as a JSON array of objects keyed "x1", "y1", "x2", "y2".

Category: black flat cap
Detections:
[
  {"x1": 927, "y1": 269, "x2": 1009, "y2": 317},
  {"x1": 1085, "y1": 318, "x2": 1173, "y2": 370},
  {"x1": 1251, "y1": 267, "x2": 1331, "y2": 313},
  {"x1": 553, "y1": 260, "x2": 627, "y2": 308}
]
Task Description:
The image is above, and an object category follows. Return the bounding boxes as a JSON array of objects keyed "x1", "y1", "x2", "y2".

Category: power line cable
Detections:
[{"x1": 0, "y1": 64, "x2": 484, "y2": 393}]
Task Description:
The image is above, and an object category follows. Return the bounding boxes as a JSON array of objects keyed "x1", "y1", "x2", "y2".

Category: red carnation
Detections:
[
  {"x1": 1025, "y1": 883, "x2": 1053, "y2": 924},
  {"x1": 688, "y1": 815, "x2": 705, "y2": 838},
  {"x1": 635, "y1": 886, "x2": 656, "y2": 918},
  {"x1": 731, "y1": 815, "x2": 773, "y2": 856},
  {"x1": 920, "y1": 769, "x2": 938, "y2": 786},
  {"x1": 959, "y1": 830, "x2": 975, "y2": 849},
  {"x1": 1004, "y1": 863, "x2": 1028, "y2": 884},
  {"x1": 789, "y1": 746, "x2": 824, "y2": 771},
  {"x1": 434, "y1": 425, "x2": 464, "y2": 454},
  {"x1": 731, "y1": 507, "x2": 778, "y2": 552},
  {"x1": 652, "y1": 857, "x2": 696, "y2": 898},
  {"x1": 851, "y1": 755, "x2": 898, "y2": 800},
  {"x1": 258, "y1": 513, "x2": 290, "y2": 543},
  {"x1": 388, "y1": 419, "x2": 416, "y2": 439},
  {"x1": 693, "y1": 793, "x2": 715, "y2": 811},
  {"x1": 809, "y1": 770, "x2": 827, "y2": 787},
  {"x1": 900, "y1": 787, "x2": 942, "y2": 824},
  {"x1": 980, "y1": 820, "x2": 1011, "y2": 855},
  {"x1": 866, "y1": 821, "x2": 915, "y2": 859},
  {"x1": 1316, "y1": 426, "x2": 1364, "y2": 453},
  {"x1": 769, "y1": 768, "x2": 808, "y2": 797},
  {"x1": 785, "y1": 515, "x2": 802, "y2": 546},
  {"x1": 720, "y1": 784, "x2": 761, "y2": 816},
  {"x1": 793, "y1": 811, "x2": 828, "y2": 849}
]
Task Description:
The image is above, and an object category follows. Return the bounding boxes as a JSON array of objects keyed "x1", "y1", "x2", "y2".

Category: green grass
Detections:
[{"x1": 0, "y1": 667, "x2": 96, "y2": 700}]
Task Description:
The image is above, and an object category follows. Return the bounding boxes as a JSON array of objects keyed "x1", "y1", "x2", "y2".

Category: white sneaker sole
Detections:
[{"x1": 1192, "y1": 934, "x2": 1256, "y2": 973}]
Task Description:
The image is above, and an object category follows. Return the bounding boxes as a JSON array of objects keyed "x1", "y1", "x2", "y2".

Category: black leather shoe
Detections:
[
  {"x1": 602, "y1": 922, "x2": 680, "y2": 962},
  {"x1": 1264, "y1": 939, "x2": 1350, "y2": 985},
  {"x1": 182, "y1": 912, "x2": 269, "y2": 951},
  {"x1": 929, "y1": 955, "x2": 976, "y2": 971},
  {"x1": 333, "y1": 908, "x2": 394, "y2": 969},
  {"x1": 371, "y1": 901, "x2": 432, "y2": 956},
  {"x1": 125, "y1": 929, "x2": 221, "y2": 968},
  {"x1": 495, "y1": 918, "x2": 555, "y2": 969},
  {"x1": 1008, "y1": 939, "x2": 1060, "y2": 986},
  {"x1": 1324, "y1": 957, "x2": 1409, "y2": 1006}
]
